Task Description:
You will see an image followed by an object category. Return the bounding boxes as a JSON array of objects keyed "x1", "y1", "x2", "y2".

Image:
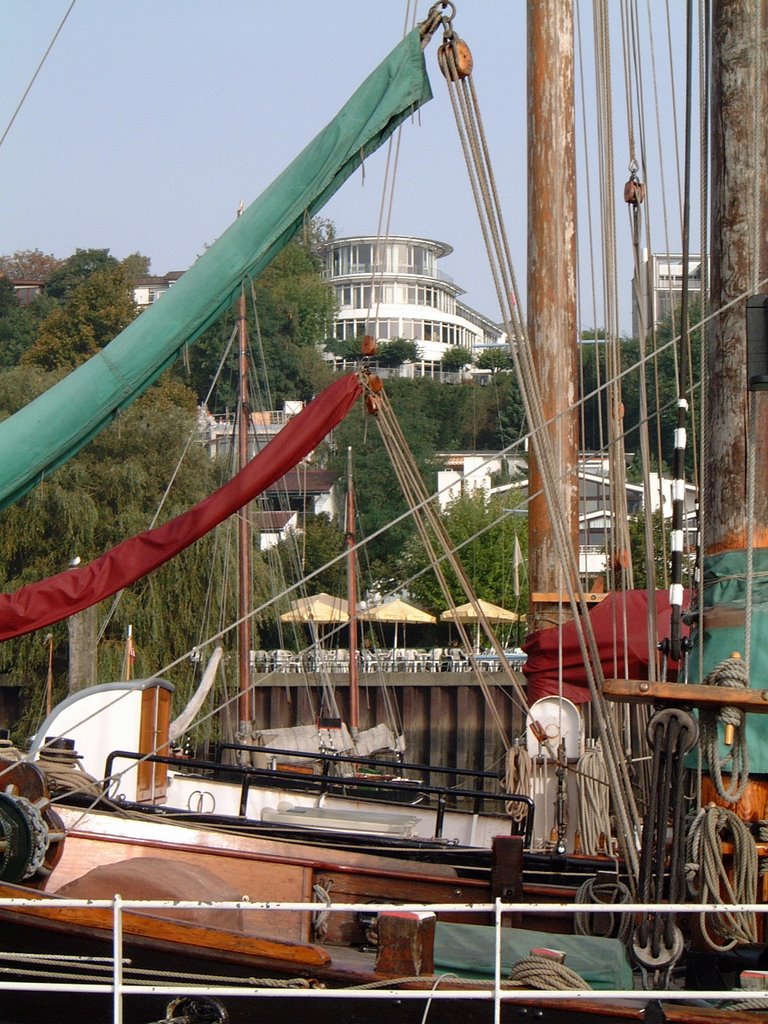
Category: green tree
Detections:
[
  {"x1": 45, "y1": 248, "x2": 119, "y2": 303},
  {"x1": 120, "y1": 252, "x2": 152, "y2": 283},
  {"x1": 441, "y1": 346, "x2": 472, "y2": 372},
  {"x1": 627, "y1": 507, "x2": 669, "y2": 590},
  {"x1": 322, "y1": 336, "x2": 361, "y2": 362},
  {"x1": 271, "y1": 513, "x2": 345, "y2": 603},
  {"x1": 476, "y1": 348, "x2": 512, "y2": 373},
  {"x1": 376, "y1": 337, "x2": 420, "y2": 367},
  {"x1": 0, "y1": 369, "x2": 275, "y2": 737},
  {"x1": 0, "y1": 277, "x2": 16, "y2": 317},
  {"x1": 0, "y1": 249, "x2": 62, "y2": 282},
  {"x1": 182, "y1": 232, "x2": 336, "y2": 409},
  {"x1": 22, "y1": 265, "x2": 137, "y2": 371},
  {"x1": 402, "y1": 489, "x2": 527, "y2": 614},
  {"x1": 0, "y1": 293, "x2": 57, "y2": 370},
  {"x1": 618, "y1": 299, "x2": 702, "y2": 472}
]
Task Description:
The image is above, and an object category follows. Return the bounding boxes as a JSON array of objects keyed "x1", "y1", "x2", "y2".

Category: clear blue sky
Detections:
[{"x1": 1, "y1": 1, "x2": 694, "y2": 336}]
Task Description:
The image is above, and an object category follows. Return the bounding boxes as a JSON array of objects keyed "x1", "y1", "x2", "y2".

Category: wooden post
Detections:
[
  {"x1": 67, "y1": 604, "x2": 97, "y2": 693},
  {"x1": 375, "y1": 911, "x2": 436, "y2": 976}
]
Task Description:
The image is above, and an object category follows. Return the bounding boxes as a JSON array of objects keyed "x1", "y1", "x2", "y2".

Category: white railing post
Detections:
[
  {"x1": 494, "y1": 896, "x2": 502, "y2": 1024},
  {"x1": 113, "y1": 893, "x2": 123, "y2": 1024}
]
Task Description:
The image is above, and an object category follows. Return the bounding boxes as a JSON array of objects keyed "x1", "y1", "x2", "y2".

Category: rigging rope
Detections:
[
  {"x1": 432, "y1": 6, "x2": 642, "y2": 889},
  {"x1": 0, "y1": 0, "x2": 77, "y2": 150},
  {"x1": 362, "y1": 372, "x2": 522, "y2": 743},
  {"x1": 633, "y1": 707, "x2": 697, "y2": 986}
]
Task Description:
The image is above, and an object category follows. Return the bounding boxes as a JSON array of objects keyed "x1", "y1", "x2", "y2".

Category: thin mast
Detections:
[
  {"x1": 236, "y1": 277, "x2": 253, "y2": 738},
  {"x1": 345, "y1": 446, "x2": 359, "y2": 734}
]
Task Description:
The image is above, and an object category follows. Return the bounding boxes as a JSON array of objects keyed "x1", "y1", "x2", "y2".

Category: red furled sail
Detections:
[
  {"x1": 0, "y1": 374, "x2": 361, "y2": 642},
  {"x1": 523, "y1": 590, "x2": 690, "y2": 705}
]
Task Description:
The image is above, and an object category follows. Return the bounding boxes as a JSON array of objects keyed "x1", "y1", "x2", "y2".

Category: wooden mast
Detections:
[
  {"x1": 707, "y1": 0, "x2": 768, "y2": 555},
  {"x1": 345, "y1": 446, "x2": 359, "y2": 735},
  {"x1": 236, "y1": 279, "x2": 253, "y2": 742},
  {"x1": 697, "y1": 0, "x2": 768, "y2": 805},
  {"x1": 526, "y1": 0, "x2": 580, "y2": 633}
]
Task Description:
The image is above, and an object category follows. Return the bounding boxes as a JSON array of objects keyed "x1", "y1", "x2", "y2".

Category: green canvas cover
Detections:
[
  {"x1": 0, "y1": 29, "x2": 432, "y2": 511},
  {"x1": 687, "y1": 548, "x2": 768, "y2": 773},
  {"x1": 433, "y1": 921, "x2": 633, "y2": 991}
]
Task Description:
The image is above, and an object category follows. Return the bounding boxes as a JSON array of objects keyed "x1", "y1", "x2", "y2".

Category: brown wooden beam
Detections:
[
  {"x1": 603, "y1": 677, "x2": 768, "y2": 713},
  {"x1": 530, "y1": 591, "x2": 609, "y2": 604}
]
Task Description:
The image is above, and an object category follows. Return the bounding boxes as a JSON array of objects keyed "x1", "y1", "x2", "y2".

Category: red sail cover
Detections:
[
  {"x1": 523, "y1": 589, "x2": 690, "y2": 705},
  {"x1": 0, "y1": 374, "x2": 361, "y2": 641}
]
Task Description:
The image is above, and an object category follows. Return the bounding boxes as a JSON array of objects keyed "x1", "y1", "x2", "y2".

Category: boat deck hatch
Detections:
[{"x1": 261, "y1": 803, "x2": 420, "y2": 835}]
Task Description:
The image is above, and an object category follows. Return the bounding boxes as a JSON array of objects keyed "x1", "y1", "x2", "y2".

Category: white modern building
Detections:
[
  {"x1": 317, "y1": 235, "x2": 505, "y2": 375},
  {"x1": 632, "y1": 251, "x2": 706, "y2": 337}
]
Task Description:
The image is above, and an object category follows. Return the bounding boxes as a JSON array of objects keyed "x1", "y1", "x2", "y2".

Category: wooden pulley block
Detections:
[{"x1": 438, "y1": 37, "x2": 473, "y2": 80}]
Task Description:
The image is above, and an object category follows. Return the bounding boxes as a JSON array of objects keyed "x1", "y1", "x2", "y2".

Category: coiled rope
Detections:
[
  {"x1": 576, "y1": 743, "x2": 612, "y2": 855},
  {"x1": 508, "y1": 953, "x2": 590, "y2": 991},
  {"x1": 0, "y1": 737, "x2": 23, "y2": 762},
  {"x1": 36, "y1": 749, "x2": 105, "y2": 800},
  {"x1": 699, "y1": 654, "x2": 750, "y2": 802},
  {"x1": 686, "y1": 805, "x2": 758, "y2": 951},
  {"x1": 312, "y1": 880, "x2": 333, "y2": 940},
  {"x1": 574, "y1": 876, "x2": 633, "y2": 944}
]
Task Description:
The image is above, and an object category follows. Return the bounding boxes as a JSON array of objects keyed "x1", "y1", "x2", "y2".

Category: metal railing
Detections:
[
  {"x1": 103, "y1": 746, "x2": 535, "y2": 845},
  {"x1": 1, "y1": 895, "x2": 766, "y2": 1024}
]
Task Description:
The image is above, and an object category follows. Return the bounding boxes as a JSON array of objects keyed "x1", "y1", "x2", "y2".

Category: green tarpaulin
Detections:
[
  {"x1": 688, "y1": 548, "x2": 768, "y2": 774},
  {"x1": 0, "y1": 28, "x2": 432, "y2": 510},
  {"x1": 433, "y1": 921, "x2": 633, "y2": 991}
]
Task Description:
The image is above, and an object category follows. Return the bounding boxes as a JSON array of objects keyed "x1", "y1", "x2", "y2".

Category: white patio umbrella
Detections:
[
  {"x1": 280, "y1": 592, "x2": 349, "y2": 647},
  {"x1": 280, "y1": 593, "x2": 349, "y2": 623},
  {"x1": 440, "y1": 599, "x2": 520, "y2": 624},
  {"x1": 440, "y1": 598, "x2": 520, "y2": 652},
  {"x1": 359, "y1": 598, "x2": 436, "y2": 652}
]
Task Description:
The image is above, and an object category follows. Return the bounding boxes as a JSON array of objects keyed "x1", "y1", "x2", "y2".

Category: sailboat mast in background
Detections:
[
  {"x1": 345, "y1": 446, "x2": 360, "y2": 735},
  {"x1": 236, "y1": 271, "x2": 254, "y2": 746}
]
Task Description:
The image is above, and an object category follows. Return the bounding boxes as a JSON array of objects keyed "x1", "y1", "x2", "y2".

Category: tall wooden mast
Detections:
[
  {"x1": 696, "y1": 0, "x2": 768, "y2": 783},
  {"x1": 236, "y1": 282, "x2": 253, "y2": 741},
  {"x1": 526, "y1": 0, "x2": 580, "y2": 633},
  {"x1": 706, "y1": 0, "x2": 768, "y2": 553},
  {"x1": 345, "y1": 446, "x2": 359, "y2": 735}
]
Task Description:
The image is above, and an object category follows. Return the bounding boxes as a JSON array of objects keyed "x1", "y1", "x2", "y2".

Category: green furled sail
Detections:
[
  {"x1": 0, "y1": 29, "x2": 432, "y2": 510},
  {"x1": 688, "y1": 549, "x2": 768, "y2": 773}
]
